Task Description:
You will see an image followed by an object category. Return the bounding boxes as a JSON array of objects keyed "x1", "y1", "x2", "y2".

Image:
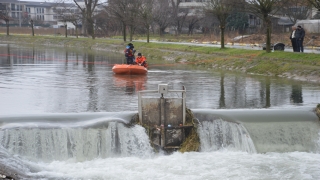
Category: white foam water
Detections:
[
  {"x1": 25, "y1": 150, "x2": 320, "y2": 180},
  {"x1": 0, "y1": 122, "x2": 154, "y2": 162}
]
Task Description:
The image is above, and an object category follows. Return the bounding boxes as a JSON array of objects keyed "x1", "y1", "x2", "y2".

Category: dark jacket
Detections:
[
  {"x1": 296, "y1": 28, "x2": 305, "y2": 40},
  {"x1": 125, "y1": 48, "x2": 134, "y2": 57}
]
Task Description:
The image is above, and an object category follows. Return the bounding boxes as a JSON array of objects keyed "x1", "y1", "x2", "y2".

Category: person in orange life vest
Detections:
[{"x1": 135, "y1": 53, "x2": 147, "y2": 67}]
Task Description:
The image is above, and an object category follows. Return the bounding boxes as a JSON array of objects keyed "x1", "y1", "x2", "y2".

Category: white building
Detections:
[{"x1": 0, "y1": 0, "x2": 80, "y2": 26}]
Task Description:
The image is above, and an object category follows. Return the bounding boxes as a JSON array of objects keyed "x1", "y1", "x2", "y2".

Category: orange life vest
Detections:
[{"x1": 135, "y1": 56, "x2": 146, "y2": 64}]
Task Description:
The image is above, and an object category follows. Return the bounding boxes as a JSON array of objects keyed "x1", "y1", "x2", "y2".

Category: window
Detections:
[{"x1": 36, "y1": 8, "x2": 44, "y2": 14}]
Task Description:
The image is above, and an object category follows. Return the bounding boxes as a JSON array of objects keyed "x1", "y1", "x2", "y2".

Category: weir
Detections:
[
  {"x1": 193, "y1": 109, "x2": 320, "y2": 153},
  {"x1": 0, "y1": 90, "x2": 319, "y2": 164},
  {"x1": 138, "y1": 84, "x2": 193, "y2": 151},
  {"x1": 0, "y1": 114, "x2": 154, "y2": 162}
]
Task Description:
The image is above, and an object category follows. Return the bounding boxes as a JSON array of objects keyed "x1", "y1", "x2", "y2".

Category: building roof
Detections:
[
  {"x1": 278, "y1": 17, "x2": 294, "y2": 26},
  {"x1": 25, "y1": 2, "x2": 53, "y2": 7},
  {"x1": 0, "y1": 0, "x2": 21, "y2": 3}
]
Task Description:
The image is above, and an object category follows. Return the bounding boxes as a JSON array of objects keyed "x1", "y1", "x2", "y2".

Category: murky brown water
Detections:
[{"x1": 0, "y1": 43, "x2": 320, "y2": 114}]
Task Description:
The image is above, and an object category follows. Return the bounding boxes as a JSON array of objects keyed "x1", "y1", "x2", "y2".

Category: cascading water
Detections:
[
  {"x1": 0, "y1": 122, "x2": 154, "y2": 162},
  {"x1": 0, "y1": 111, "x2": 319, "y2": 179},
  {"x1": 198, "y1": 119, "x2": 257, "y2": 153}
]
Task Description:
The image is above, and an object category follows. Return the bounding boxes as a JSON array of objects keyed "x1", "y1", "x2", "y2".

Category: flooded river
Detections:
[
  {"x1": 0, "y1": 44, "x2": 320, "y2": 180},
  {"x1": 0, "y1": 43, "x2": 319, "y2": 114}
]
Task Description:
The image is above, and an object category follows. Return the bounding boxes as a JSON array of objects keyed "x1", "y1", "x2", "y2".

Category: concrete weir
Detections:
[
  {"x1": 138, "y1": 84, "x2": 193, "y2": 151},
  {"x1": 138, "y1": 85, "x2": 320, "y2": 153},
  {"x1": 193, "y1": 108, "x2": 320, "y2": 153}
]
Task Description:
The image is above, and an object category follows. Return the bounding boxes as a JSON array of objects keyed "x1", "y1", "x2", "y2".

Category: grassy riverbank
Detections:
[{"x1": 1, "y1": 34, "x2": 320, "y2": 82}]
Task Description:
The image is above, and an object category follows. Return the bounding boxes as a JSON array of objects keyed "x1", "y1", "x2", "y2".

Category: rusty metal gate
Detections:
[{"x1": 138, "y1": 84, "x2": 187, "y2": 150}]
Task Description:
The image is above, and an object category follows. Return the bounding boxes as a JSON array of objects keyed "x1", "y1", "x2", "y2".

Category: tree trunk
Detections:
[
  {"x1": 265, "y1": 19, "x2": 272, "y2": 53},
  {"x1": 129, "y1": 26, "x2": 133, "y2": 42},
  {"x1": 147, "y1": 27, "x2": 150, "y2": 43},
  {"x1": 123, "y1": 23, "x2": 126, "y2": 42},
  {"x1": 76, "y1": 27, "x2": 78, "y2": 38},
  {"x1": 220, "y1": 27, "x2": 225, "y2": 49},
  {"x1": 30, "y1": 20, "x2": 34, "y2": 36},
  {"x1": 6, "y1": 20, "x2": 9, "y2": 36},
  {"x1": 65, "y1": 24, "x2": 68, "y2": 38},
  {"x1": 87, "y1": 19, "x2": 95, "y2": 39}
]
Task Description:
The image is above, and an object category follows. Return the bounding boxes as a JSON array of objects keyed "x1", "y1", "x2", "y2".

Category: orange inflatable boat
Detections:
[{"x1": 112, "y1": 64, "x2": 147, "y2": 75}]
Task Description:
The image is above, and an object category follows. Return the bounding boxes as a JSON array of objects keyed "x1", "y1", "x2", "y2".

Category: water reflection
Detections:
[
  {"x1": 0, "y1": 44, "x2": 319, "y2": 114},
  {"x1": 7, "y1": 44, "x2": 12, "y2": 66},
  {"x1": 219, "y1": 72, "x2": 225, "y2": 108},
  {"x1": 291, "y1": 84, "x2": 303, "y2": 104},
  {"x1": 113, "y1": 74, "x2": 147, "y2": 95},
  {"x1": 263, "y1": 77, "x2": 271, "y2": 108}
]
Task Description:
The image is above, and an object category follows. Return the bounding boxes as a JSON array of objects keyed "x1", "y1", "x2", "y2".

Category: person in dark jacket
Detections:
[
  {"x1": 296, "y1": 25, "x2": 305, "y2": 52},
  {"x1": 289, "y1": 26, "x2": 298, "y2": 52},
  {"x1": 124, "y1": 43, "x2": 136, "y2": 64}
]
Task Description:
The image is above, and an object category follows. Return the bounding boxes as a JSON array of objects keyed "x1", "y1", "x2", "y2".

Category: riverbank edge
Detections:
[{"x1": 1, "y1": 34, "x2": 320, "y2": 83}]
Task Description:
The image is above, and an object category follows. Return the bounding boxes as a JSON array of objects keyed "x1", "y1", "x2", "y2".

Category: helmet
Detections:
[{"x1": 138, "y1": 53, "x2": 142, "y2": 56}]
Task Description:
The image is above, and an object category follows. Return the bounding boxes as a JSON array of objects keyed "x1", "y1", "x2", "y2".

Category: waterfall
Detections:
[
  {"x1": 198, "y1": 119, "x2": 257, "y2": 153},
  {"x1": 193, "y1": 109, "x2": 320, "y2": 153},
  {"x1": 0, "y1": 122, "x2": 153, "y2": 162}
]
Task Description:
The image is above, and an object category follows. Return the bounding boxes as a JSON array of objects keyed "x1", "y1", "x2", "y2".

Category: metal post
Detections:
[
  {"x1": 182, "y1": 86, "x2": 186, "y2": 125},
  {"x1": 160, "y1": 97, "x2": 165, "y2": 148},
  {"x1": 138, "y1": 92, "x2": 142, "y2": 124}
]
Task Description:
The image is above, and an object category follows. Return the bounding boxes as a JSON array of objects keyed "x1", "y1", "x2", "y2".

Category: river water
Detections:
[{"x1": 0, "y1": 44, "x2": 320, "y2": 179}]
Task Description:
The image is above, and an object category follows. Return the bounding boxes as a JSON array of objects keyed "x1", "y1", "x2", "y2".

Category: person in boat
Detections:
[
  {"x1": 124, "y1": 43, "x2": 136, "y2": 64},
  {"x1": 135, "y1": 53, "x2": 147, "y2": 67}
]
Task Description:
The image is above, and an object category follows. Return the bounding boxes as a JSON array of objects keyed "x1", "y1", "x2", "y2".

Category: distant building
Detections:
[{"x1": 0, "y1": 0, "x2": 80, "y2": 27}]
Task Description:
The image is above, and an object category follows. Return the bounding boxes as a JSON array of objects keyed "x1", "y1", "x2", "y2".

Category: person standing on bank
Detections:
[
  {"x1": 289, "y1": 26, "x2": 298, "y2": 52},
  {"x1": 296, "y1": 25, "x2": 305, "y2": 52}
]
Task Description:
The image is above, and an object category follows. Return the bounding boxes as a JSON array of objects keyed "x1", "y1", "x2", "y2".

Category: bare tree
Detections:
[
  {"x1": 204, "y1": 0, "x2": 234, "y2": 49},
  {"x1": 186, "y1": 15, "x2": 202, "y2": 36},
  {"x1": 153, "y1": 0, "x2": 171, "y2": 37},
  {"x1": 54, "y1": 2, "x2": 82, "y2": 38},
  {"x1": 185, "y1": 9, "x2": 204, "y2": 36},
  {"x1": 30, "y1": 19, "x2": 34, "y2": 36},
  {"x1": 0, "y1": 4, "x2": 10, "y2": 36},
  {"x1": 95, "y1": 9, "x2": 122, "y2": 37},
  {"x1": 127, "y1": 0, "x2": 140, "y2": 41},
  {"x1": 137, "y1": 0, "x2": 154, "y2": 43},
  {"x1": 281, "y1": 0, "x2": 312, "y2": 24},
  {"x1": 247, "y1": 0, "x2": 288, "y2": 53},
  {"x1": 170, "y1": 0, "x2": 188, "y2": 36},
  {"x1": 53, "y1": 2, "x2": 82, "y2": 38},
  {"x1": 73, "y1": 0, "x2": 100, "y2": 39},
  {"x1": 107, "y1": 0, "x2": 131, "y2": 42},
  {"x1": 308, "y1": 0, "x2": 320, "y2": 10}
]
